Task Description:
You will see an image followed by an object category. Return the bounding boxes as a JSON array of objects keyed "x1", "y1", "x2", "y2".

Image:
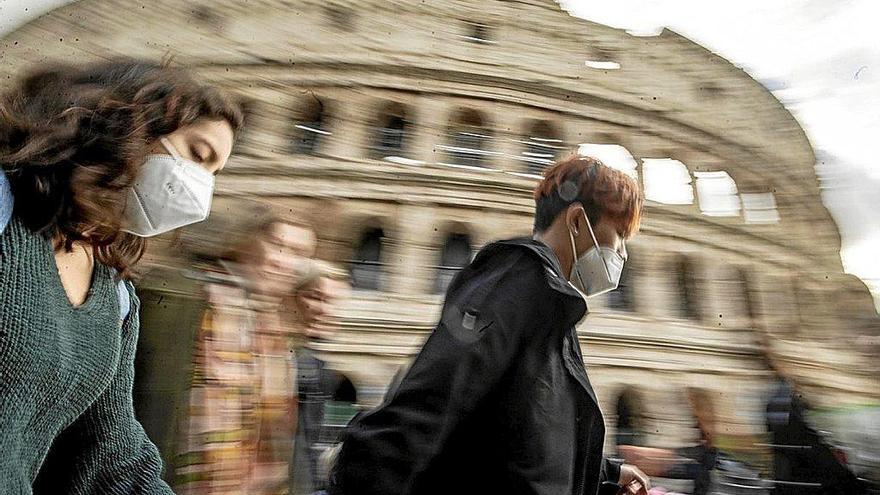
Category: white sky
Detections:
[
  {"x1": 561, "y1": 0, "x2": 880, "y2": 309},
  {"x1": 2, "y1": 0, "x2": 878, "y2": 307}
]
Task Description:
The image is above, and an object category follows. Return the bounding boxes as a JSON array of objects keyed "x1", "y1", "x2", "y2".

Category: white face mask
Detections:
[
  {"x1": 568, "y1": 211, "x2": 625, "y2": 298},
  {"x1": 122, "y1": 137, "x2": 215, "y2": 237}
]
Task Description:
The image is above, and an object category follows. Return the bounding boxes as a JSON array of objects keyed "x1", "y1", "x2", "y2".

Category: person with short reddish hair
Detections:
[{"x1": 330, "y1": 155, "x2": 650, "y2": 495}]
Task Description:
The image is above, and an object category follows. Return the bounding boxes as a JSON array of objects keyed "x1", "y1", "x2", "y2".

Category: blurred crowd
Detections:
[
  {"x1": 615, "y1": 382, "x2": 873, "y2": 494},
  {"x1": 127, "y1": 204, "x2": 876, "y2": 495},
  {"x1": 132, "y1": 203, "x2": 353, "y2": 495}
]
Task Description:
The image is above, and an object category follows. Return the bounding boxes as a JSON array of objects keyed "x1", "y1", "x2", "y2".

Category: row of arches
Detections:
[
  {"x1": 612, "y1": 254, "x2": 757, "y2": 323},
  {"x1": 349, "y1": 228, "x2": 474, "y2": 294},
  {"x1": 285, "y1": 98, "x2": 568, "y2": 173},
  {"x1": 272, "y1": 95, "x2": 782, "y2": 226},
  {"x1": 343, "y1": 219, "x2": 846, "y2": 332},
  {"x1": 345, "y1": 225, "x2": 765, "y2": 325}
]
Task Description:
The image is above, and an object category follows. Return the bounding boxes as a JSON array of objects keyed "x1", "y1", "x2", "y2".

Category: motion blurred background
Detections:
[{"x1": 1, "y1": 1, "x2": 877, "y2": 493}]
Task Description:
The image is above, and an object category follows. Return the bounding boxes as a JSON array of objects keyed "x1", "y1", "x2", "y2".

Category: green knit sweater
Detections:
[{"x1": 0, "y1": 214, "x2": 173, "y2": 494}]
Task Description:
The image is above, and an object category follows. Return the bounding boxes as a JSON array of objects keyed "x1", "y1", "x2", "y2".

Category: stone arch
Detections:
[
  {"x1": 673, "y1": 253, "x2": 703, "y2": 321},
  {"x1": 345, "y1": 216, "x2": 393, "y2": 291},
  {"x1": 431, "y1": 222, "x2": 476, "y2": 295},
  {"x1": 291, "y1": 92, "x2": 332, "y2": 155},
  {"x1": 369, "y1": 100, "x2": 413, "y2": 159},
  {"x1": 443, "y1": 107, "x2": 494, "y2": 168},
  {"x1": 519, "y1": 118, "x2": 565, "y2": 175}
]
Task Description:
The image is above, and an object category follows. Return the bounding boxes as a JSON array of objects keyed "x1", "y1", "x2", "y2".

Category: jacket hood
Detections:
[{"x1": 474, "y1": 237, "x2": 588, "y2": 323}]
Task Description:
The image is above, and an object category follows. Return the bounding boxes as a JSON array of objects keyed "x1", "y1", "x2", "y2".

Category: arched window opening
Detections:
[
  {"x1": 371, "y1": 102, "x2": 410, "y2": 159},
  {"x1": 615, "y1": 389, "x2": 644, "y2": 448},
  {"x1": 607, "y1": 262, "x2": 636, "y2": 312},
  {"x1": 349, "y1": 228, "x2": 385, "y2": 291},
  {"x1": 292, "y1": 95, "x2": 329, "y2": 155},
  {"x1": 520, "y1": 120, "x2": 564, "y2": 175},
  {"x1": 676, "y1": 256, "x2": 701, "y2": 320},
  {"x1": 442, "y1": 108, "x2": 493, "y2": 168},
  {"x1": 433, "y1": 232, "x2": 473, "y2": 295}
]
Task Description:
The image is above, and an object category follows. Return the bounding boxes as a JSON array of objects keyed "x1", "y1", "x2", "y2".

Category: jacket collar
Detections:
[
  {"x1": 488, "y1": 238, "x2": 599, "y2": 406},
  {"x1": 489, "y1": 237, "x2": 587, "y2": 326}
]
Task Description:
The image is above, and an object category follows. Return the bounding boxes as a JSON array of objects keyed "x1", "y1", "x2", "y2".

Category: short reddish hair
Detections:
[{"x1": 533, "y1": 155, "x2": 643, "y2": 237}]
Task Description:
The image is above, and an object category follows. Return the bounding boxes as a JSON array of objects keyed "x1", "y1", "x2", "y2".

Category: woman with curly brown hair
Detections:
[{"x1": 0, "y1": 58, "x2": 244, "y2": 494}]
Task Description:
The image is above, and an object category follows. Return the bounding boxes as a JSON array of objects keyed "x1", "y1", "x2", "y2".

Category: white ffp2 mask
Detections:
[
  {"x1": 568, "y1": 212, "x2": 625, "y2": 298},
  {"x1": 122, "y1": 137, "x2": 214, "y2": 237}
]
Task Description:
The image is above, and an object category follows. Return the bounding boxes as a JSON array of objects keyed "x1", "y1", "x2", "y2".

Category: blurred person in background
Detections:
[
  {"x1": 616, "y1": 388, "x2": 719, "y2": 495},
  {"x1": 250, "y1": 217, "x2": 319, "y2": 495},
  {"x1": 290, "y1": 261, "x2": 351, "y2": 342},
  {"x1": 286, "y1": 262, "x2": 352, "y2": 495},
  {"x1": 763, "y1": 352, "x2": 868, "y2": 494},
  {"x1": 0, "y1": 59, "x2": 243, "y2": 493},
  {"x1": 329, "y1": 156, "x2": 650, "y2": 495},
  {"x1": 172, "y1": 207, "x2": 316, "y2": 495}
]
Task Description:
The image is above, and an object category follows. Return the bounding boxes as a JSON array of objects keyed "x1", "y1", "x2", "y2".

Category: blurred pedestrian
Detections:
[
  {"x1": 329, "y1": 155, "x2": 650, "y2": 495},
  {"x1": 0, "y1": 58, "x2": 243, "y2": 493},
  {"x1": 286, "y1": 262, "x2": 352, "y2": 495},
  {"x1": 616, "y1": 388, "x2": 719, "y2": 495},
  {"x1": 750, "y1": 337, "x2": 867, "y2": 494},
  {"x1": 172, "y1": 207, "x2": 316, "y2": 495},
  {"x1": 289, "y1": 262, "x2": 351, "y2": 341},
  {"x1": 766, "y1": 372, "x2": 867, "y2": 494}
]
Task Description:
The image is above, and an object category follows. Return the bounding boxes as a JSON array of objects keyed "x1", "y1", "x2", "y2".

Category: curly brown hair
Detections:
[{"x1": 0, "y1": 59, "x2": 245, "y2": 278}]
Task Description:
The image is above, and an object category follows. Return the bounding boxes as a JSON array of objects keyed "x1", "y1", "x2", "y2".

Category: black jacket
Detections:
[{"x1": 329, "y1": 238, "x2": 620, "y2": 495}]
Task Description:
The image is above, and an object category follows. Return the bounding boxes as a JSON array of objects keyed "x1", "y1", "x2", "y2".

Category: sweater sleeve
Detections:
[{"x1": 33, "y1": 283, "x2": 173, "y2": 495}]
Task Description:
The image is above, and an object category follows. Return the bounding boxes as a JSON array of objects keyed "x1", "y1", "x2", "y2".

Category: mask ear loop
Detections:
[
  {"x1": 160, "y1": 137, "x2": 182, "y2": 160},
  {"x1": 568, "y1": 227, "x2": 587, "y2": 291},
  {"x1": 582, "y1": 210, "x2": 613, "y2": 281}
]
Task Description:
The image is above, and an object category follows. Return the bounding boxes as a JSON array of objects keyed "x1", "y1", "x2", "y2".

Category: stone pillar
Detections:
[
  {"x1": 385, "y1": 204, "x2": 439, "y2": 295},
  {"x1": 491, "y1": 106, "x2": 527, "y2": 172},
  {"x1": 709, "y1": 261, "x2": 752, "y2": 331},
  {"x1": 408, "y1": 97, "x2": 450, "y2": 165},
  {"x1": 637, "y1": 243, "x2": 674, "y2": 319},
  {"x1": 621, "y1": 134, "x2": 658, "y2": 182},
  {"x1": 640, "y1": 378, "x2": 693, "y2": 448},
  {"x1": 238, "y1": 88, "x2": 294, "y2": 158},
  {"x1": 555, "y1": 118, "x2": 577, "y2": 159},
  {"x1": 323, "y1": 93, "x2": 373, "y2": 159}
]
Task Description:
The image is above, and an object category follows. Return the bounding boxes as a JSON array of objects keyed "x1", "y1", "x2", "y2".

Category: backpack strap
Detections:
[
  {"x1": 117, "y1": 280, "x2": 132, "y2": 324},
  {"x1": 0, "y1": 169, "x2": 12, "y2": 235},
  {"x1": 109, "y1": 268, "x2": 132, "y2": 324}
]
